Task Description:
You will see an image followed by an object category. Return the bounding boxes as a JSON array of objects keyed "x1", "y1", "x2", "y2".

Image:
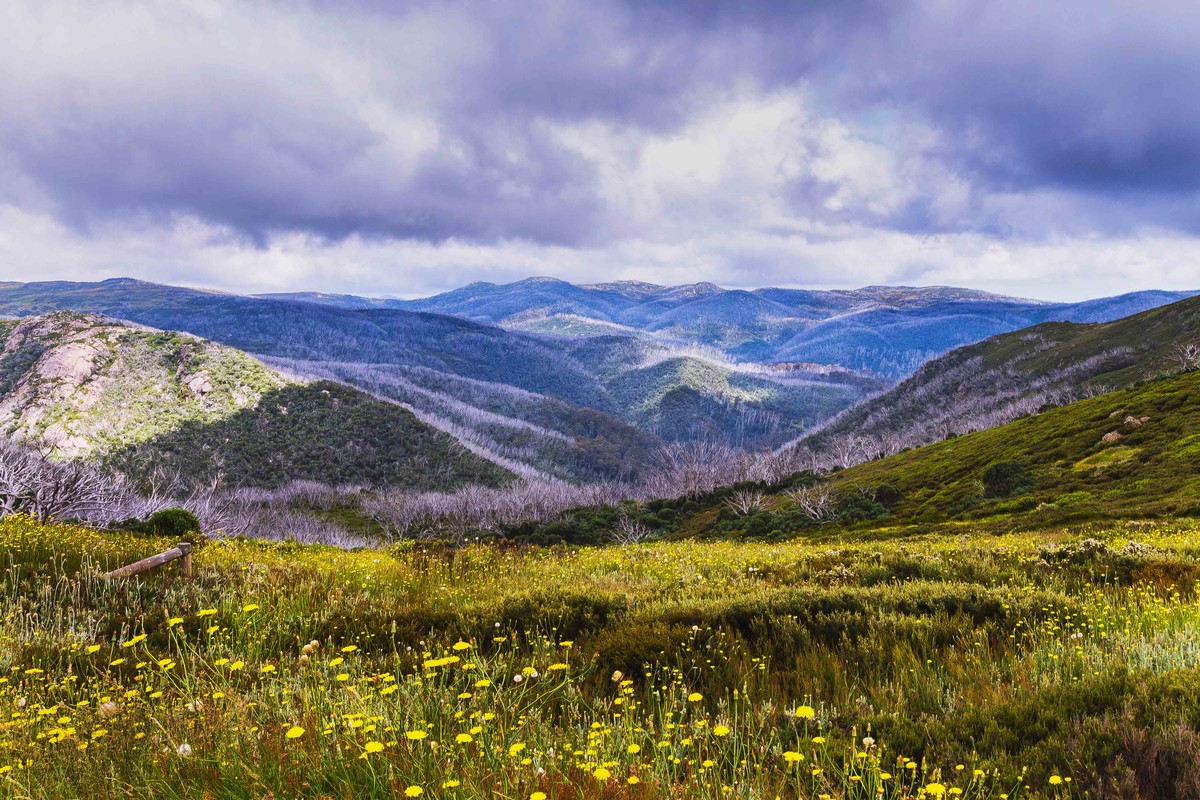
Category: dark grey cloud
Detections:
[
  {"x1": 1, "y1": 0, "x2": 1199, "y2": 251},
  {"x1": 0, "y1": 1, "x2": 620, "y2": 244},
  {"x1": 842, "y1": 1, "x2": 1200, "y2": 230}
]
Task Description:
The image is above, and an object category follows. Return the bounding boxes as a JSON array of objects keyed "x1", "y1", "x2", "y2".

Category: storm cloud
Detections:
[{"x1": 0, "y1": 0, "x2": 1198, "y2": 297}]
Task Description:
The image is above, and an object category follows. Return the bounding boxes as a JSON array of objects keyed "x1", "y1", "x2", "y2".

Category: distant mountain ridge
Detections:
[
  {"x1": 2, "y1": 277, "x2": 1192, "y2": 468},
  {"x1": 260, "y1": 278, "x2": 1196, "y2": 378},
  {"x1": 0, "y1": 279, "x2": 864, "y2": 465}
]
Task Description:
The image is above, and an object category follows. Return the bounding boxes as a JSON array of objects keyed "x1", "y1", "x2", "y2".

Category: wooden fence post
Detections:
[
  {"x1": 178, "y1": 541, "x2": 193, "y2": 579},
  {"x1": 103, "y1": 542, "x2": 195, "y2": 581}
]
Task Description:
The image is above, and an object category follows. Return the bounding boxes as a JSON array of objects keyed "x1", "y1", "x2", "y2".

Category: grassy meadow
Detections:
[{"x1": 1, "y1": 516, "x2": 1200, "y2": 798}]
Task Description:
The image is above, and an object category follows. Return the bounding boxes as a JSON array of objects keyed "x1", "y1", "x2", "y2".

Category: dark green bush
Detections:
[
  {"x1": 982, "y1": 460, "x2": 1035, "y2": 498},
  {"x1": 872, "y1": 483, "x2": 905, "y2": 508},
  {"x1": 837, "y1": 494, "x2": 891, "y2": 522},
  {"x1": 876, "y1": 669, "x2": 1200, "y2": 795},
  {"x1": 590, "y1": 621, "x2": 696, "y2": 678},
  {"x1": 146, "y1": 507, "x2": 202, "y2": 540},
  {"x1": 110, "y1": 507, "x2": 204, "y2": 544}
]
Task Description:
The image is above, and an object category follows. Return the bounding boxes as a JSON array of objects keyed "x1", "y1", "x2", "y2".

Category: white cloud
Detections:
[
  {"x1": 1, "y1": 202, "x2": 1196, "y2": 302},
  {"x1": 0, "y1": 1, "x2": 1197, "y2": 300}
]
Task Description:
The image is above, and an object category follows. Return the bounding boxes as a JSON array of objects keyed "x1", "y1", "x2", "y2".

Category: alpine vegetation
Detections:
[{"x1": 4, "y1": 0, "x2": 1200, "y2": 796}]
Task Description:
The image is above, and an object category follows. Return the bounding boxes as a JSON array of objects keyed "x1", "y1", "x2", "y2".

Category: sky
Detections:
[{"x1": 2, "y1": 1, "x2": 1200, "y2": 301}]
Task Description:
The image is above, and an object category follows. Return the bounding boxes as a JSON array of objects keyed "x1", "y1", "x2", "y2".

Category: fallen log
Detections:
[{"x1": 103, "y1": 542, "x2": 192, "y2": 580}]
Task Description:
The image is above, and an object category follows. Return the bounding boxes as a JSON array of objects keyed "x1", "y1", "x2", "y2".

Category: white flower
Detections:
[
  {"x1": 177, "y1": 743, "x2": 193, "y2": 757},
  {"x1": 512, "y1": 674, "x2": 524, "y2": 684}
]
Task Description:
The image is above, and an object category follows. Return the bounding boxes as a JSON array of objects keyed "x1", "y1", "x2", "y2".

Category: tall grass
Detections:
[{"x1": 0, "y1": 516, "x2": 1198, "y2": 797}]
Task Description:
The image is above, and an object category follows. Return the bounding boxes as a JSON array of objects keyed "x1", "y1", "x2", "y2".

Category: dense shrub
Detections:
[
  {"x1": 146, "y1": 507, "x2": 202, "y2": 539},
  {"x1": 110, "y1": 507, "x2": 204, "y2": 544},
  {"x1": 590, "y1": 622, "x2": 697, "y2": 678},
  {"x1": 105, "y1": 382, "x2": 511, "y2": 493},
  {"x1": 872, "y1": 483, "x2": 905, "y2": 508},
  {"x1": 877, "y1": 670, "x2": 1200, "y2": 798},
  {"x1": 836, "y1": 493, "x2": 892, "y2": 522},
  {"x1": 981, "y1": 460, "x2": 1035, "y2": 498}
]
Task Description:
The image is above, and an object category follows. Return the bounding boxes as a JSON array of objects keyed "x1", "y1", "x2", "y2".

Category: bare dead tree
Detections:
[
  {"x1": 826, "y1": 435, "x2": 869, "y2": 470},
  {"x1": 875, "y1": 431, "x2": 907, "y2": 458},
  {"x1": 645, "y1": 440, "x2": 740, "y2": 499},
  {"x1": 610, "y1": 513, "x2": 653, "y2": 545},
  {"x1": 784, "y1": 483, "x2": 837, "y2": 524},
  {"x1": 1172, "y1": 341, "x2": 1200, "y2": 371},
  {"x1": 0, "y1": 440, "x2": 130, "y2": 523},
  {"x1": 722, "y1": 489, "x2": 771, "y2": 517},
  {"x1": 854, "y1": 483, "x2": 878, "y2": 501},
  {"x1": 360, "y1": 491, "x2": 410, "y2": 539}
]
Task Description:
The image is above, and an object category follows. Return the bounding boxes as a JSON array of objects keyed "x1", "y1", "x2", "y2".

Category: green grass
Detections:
[
  {"x1": 832, "y1": 370, "x2": 1200, "y2": 526},
  {"x1": 657, "y1": 369, "x2": 1200, "y2": 546},
  {"x1": 2, "y1": 515, "x2": 1200, "y2": 797}
]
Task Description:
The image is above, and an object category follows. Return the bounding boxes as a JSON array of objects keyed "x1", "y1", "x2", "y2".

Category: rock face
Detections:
[
  {"x1": 0, "y1": 312, "x2": 288, "y2": 459},
  {"x1": 39, "y1": 341, "x2": 103, "y2": 382},
  {"x1": 185, "y1": 371, "x2": 213, "y2": 397},
  {"x1": 0, "y1": 315, "x2": 115, "y2": 457}
]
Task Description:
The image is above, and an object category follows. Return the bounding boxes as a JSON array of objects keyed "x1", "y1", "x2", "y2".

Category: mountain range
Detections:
[
  {"x1": 264, "y1": 277, "x2": 1196, "y2": 378},
  {"x1": 0, "y1": 276, "x2": 1196, "y2": 496},
  {"x1": 0, "y1": 279, "x2": 885, "y2": 461}
]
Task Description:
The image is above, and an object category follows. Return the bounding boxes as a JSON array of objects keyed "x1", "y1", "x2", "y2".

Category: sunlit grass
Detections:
[{"x1": 0, "y1": 516, "x2": 1198, "y2": 797}]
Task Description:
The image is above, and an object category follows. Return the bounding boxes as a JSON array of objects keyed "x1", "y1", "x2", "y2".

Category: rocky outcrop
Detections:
[
  {"x1": 0, "y1": 312, "x2": 288, "y2": 459},
  {"x1": 0, "y1": 314, "x2": 119, "y2": 457}
]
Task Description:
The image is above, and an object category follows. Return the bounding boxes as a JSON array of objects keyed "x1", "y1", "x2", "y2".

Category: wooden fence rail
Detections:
[{"x1": 103, "y1": 542, "x2": 193, "y2": 580}]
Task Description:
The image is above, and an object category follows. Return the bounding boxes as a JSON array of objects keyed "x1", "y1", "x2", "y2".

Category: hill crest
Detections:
[{"x1": 0, "y1": 312, "x2": 512, "y2": 491}]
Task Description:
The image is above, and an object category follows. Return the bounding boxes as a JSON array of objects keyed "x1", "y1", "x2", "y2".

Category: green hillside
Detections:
[
  {"x1": 105, "y1": 381, "x2": 513, "y2": 491},
  {"x1": 803, "y1": 293, "x2": 1200, "y2": 459},
  {"x1": 831, "y1": 370, "x2": 1200, "y2": 527},
  {"x1": 708, "y1": 369, "x2": 1200, "y2": 541},
  {"x1": 568, "y1": 336, "x2": 877, "y2": 447},
  {"x1": 494, "y1": 367, "x2": 1200, "y2": 547},
  {"x1": 964, "y1": 293, "x2": 1200, "y2": 384},
  {"x1": 0, "y1": 313, "x2": 511, "y2": 491}
]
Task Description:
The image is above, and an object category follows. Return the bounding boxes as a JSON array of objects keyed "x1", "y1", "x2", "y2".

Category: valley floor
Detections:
[{"x1": 1, "y1": 517, "x2": 1199, "y2": 798}]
